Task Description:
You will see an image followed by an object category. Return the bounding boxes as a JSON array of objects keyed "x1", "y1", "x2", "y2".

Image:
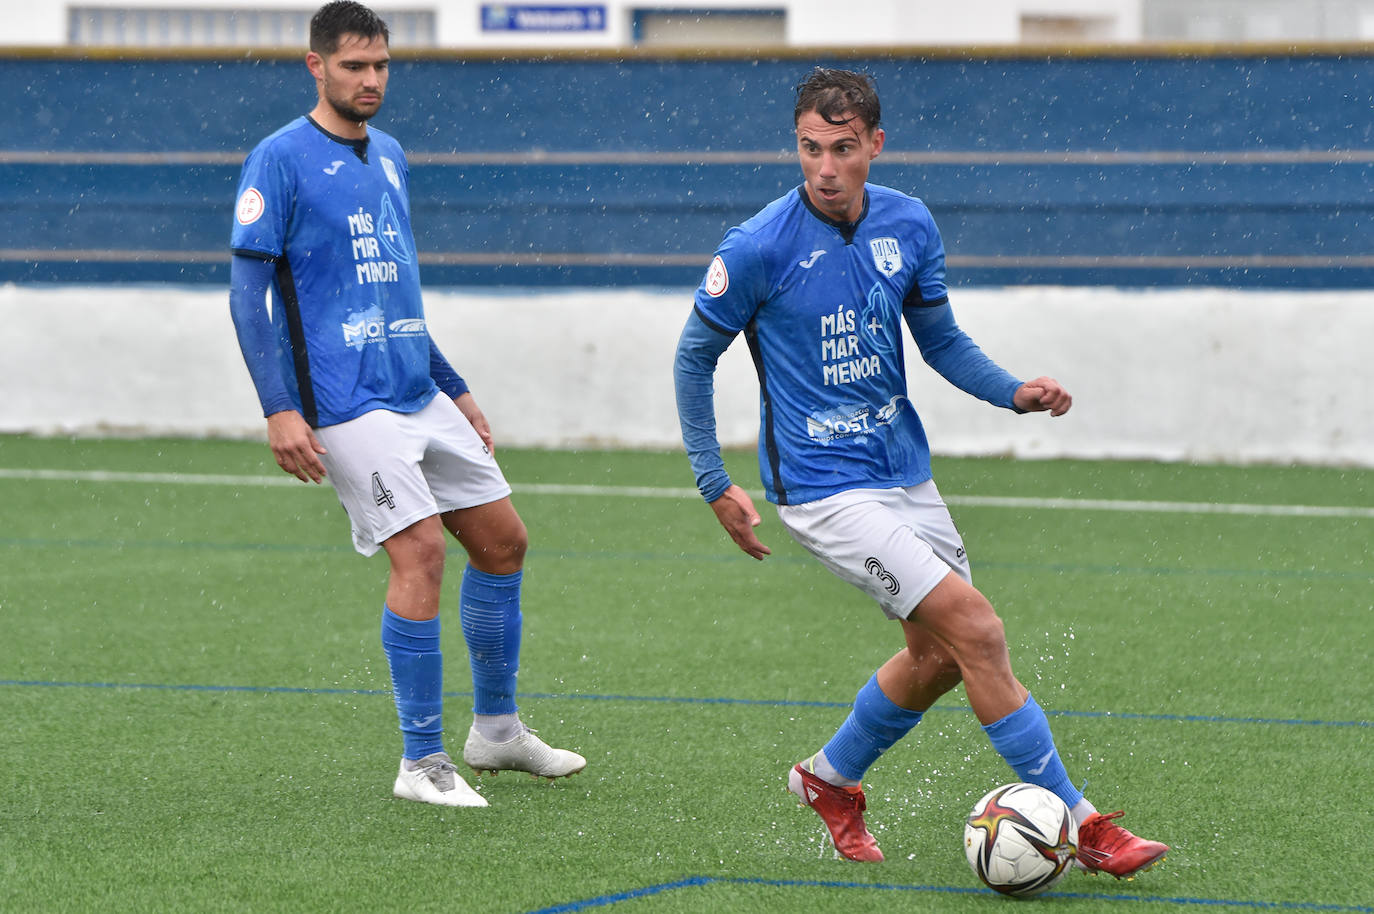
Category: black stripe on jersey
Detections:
[
  {"x1": 273, "y1": 259, "x2": 319, "y2": 428},
  {"x1": 231, "y1": 247, "x2": 279, "y2": 264},
  {"x1": 692, "y1": 304, "x2": 735, "y2": 337},
  {"x1": 902, "y1": 282, "x2": 950, "y2": 308},
  {"x1": 744, "y1": 318, "x2": 790, "y2": 505}
]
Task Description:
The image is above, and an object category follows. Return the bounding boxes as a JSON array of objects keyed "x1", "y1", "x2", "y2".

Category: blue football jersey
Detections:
[
  {"x1": 231, "y1": 117, "x2": 437, "y2": 428},
  {"x1": 693, "y1": 184, "x2": 1000, "y2": 505}
]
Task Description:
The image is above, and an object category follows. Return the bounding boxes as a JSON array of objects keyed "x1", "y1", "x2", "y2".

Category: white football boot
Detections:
[
  {"x1": 393, "y1": 751, "x2": 488, "y2": 807},
  {"x1": 463, "y1": 722, "x2": 586, "y2": 779}
]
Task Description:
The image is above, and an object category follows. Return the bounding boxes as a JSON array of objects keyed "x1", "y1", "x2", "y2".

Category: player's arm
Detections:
[
  {"x1": 428, "y1": 338, "x2": 470, "y2": 401},
  {"x1": 904, "y1": 301, "x2": 1071, "y2": 416},
  {"x1": 902, "y1": 299, "x2": 1023, "y2": 409},
  {"x1": 673, "y1": 309, "x2": 771, "y2": 560},
  {"x1": 229, "y1": 253, "x2": 328, "y2": 483},
  {"x1": 428, "y1": 338, "x2": 493, "y2": 452}
]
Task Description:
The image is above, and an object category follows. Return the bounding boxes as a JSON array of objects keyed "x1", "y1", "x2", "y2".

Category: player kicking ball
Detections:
[
  {"x1": 228, "y1": 0, "x2": 583, "y2": 806},
  {"x1": 673, "y1": 67, "x2": 1166, "y2": 877}
]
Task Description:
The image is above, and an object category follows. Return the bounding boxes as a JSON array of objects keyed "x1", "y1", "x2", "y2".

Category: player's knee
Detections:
[
  {"x1": 902, "y1": 640, "x2": 963, "y2": 689},
  {"x1": 963, "y1": 603, "x2": 1010, "y2": 663},
  {"x1": 413, "y1": 534, "x2": 449, "y2": 582}
]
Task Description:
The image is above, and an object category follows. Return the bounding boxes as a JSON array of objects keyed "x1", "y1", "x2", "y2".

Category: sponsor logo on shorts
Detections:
[{"x1": 864, "y1": 556, "x2": 900, "y2": 595}]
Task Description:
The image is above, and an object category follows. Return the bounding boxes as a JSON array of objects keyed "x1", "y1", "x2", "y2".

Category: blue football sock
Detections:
[
  {"x1": 982, "y1": 693, "x2": 1083, "y2": 808},
  {"x1": 380, "y1": 605, "x2": 445, "y2": 761},
  {"x1": 821, "y1": 674, "x2": 925, "y2": 782},
  {"x1": 459, "y1": 564, "x2": 522, "y2": 716}
]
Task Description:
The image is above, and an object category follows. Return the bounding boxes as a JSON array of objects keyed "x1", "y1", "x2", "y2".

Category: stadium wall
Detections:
[
  {"x1": 5, "y1": 47, "x2": 1370, "y2": 466},
  {"x1": 4, "y1": 284, "x2": 1370, "y2": 468},
  {"x1": 5, "y1": 46, "x2": 1373, "y2": 287}
]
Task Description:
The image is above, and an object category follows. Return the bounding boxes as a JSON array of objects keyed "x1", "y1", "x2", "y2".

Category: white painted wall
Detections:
[{"x1": 4, "y1": 284, "x2": 1369, "y2": 468}]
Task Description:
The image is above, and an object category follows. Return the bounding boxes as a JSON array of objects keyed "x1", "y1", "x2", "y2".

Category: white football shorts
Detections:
[
  {"x1": 315, "y1": 396, "x2": 512, "y2": 556},
  {"x1": 776, "y1": 480, "x2": 972, "y2": 620}
]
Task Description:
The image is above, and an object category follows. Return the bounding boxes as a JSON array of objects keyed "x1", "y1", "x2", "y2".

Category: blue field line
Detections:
[
  {"x1": 0, "y1": 679, "x2": 1369, "y2": 729},
  {"x1": 526, "y1": 876, "x2": 1374, "y2": 913}
]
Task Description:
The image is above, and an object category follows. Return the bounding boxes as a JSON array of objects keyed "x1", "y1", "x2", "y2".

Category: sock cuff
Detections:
[
  {"x1": 981, "y1": 692, "x2": 1039, "y2": 741},
  {"x1": 855, "y1": 674, "x2": 926, "y2": 732},
  {"x1": 463, "y1": 564, "x2": 522, "y2": 590},
  {"x1": 382, "y1": 605, "x2": 441, "y2": 651}
]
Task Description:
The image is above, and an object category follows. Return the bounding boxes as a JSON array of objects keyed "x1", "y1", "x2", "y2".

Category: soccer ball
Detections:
[{"x1": 964, "y1": 782, "x2": 1078, "y2": 897}]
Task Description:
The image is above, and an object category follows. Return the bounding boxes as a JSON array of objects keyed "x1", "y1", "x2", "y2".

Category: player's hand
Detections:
[
  {"x1": 1014, "y1": 376, "x2": 1072, "y2": 417},
  {"x1": 709, "y1": 484, "x2": 772, "y2": 561},
  {"x1": 266, "y1": 409, "x2": 328, "y2": 483},
  {"x1": 454, "y1": 391, "x2": 496, "y2": 455}
]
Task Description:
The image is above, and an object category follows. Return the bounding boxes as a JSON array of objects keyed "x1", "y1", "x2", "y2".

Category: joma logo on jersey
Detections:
[{"x1": 869, "y1": 237, "x2": 902, "y2": 277}]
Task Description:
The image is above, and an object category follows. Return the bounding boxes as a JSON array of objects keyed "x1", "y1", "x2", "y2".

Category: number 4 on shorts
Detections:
[{"x1": 372, "y1": 471, "x2": 396, "y2": 509}]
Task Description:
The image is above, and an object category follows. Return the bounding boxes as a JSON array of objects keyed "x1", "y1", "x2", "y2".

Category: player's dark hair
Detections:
[
  {"x1": 794, "y1": 67, "x2": 881, "y2": 132},
  {"x1": 310, "y1": 0, "x2": 389, "y2": 56}
]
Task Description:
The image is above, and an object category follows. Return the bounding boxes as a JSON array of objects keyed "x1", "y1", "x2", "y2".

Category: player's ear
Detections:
[
  {"x1": 306, "y1": 51, "x2": 325, "y2": 79},
  {"x1": 870, "y1": 127, "x2": 885, "y2": 159}
]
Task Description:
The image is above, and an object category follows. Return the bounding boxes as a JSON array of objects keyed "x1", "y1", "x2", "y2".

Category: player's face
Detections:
[
  {"x1": 309, "y1": 33, "x2": 389, "y2": 126},
  {"x1": 796, "y1": 109, "x2": 885, "y2": 223}
]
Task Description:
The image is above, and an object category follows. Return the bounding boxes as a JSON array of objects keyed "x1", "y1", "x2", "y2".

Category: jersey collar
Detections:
[
  {"x1": 798, "y1": 185, "x2": 869, "y2": 245},
  {"x1": 305, "y1": 115, "x2": 371, "y2": 164}
]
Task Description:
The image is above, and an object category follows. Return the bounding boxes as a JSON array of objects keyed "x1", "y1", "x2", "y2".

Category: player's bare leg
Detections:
[{"x1": 880, "y1": 622, "x2": 964, "y2": 711}]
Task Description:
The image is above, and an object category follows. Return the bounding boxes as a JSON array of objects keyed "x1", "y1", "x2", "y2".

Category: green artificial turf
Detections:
[{"x1": 1, "y1": 435, "x2": 1370, "y2": 912}]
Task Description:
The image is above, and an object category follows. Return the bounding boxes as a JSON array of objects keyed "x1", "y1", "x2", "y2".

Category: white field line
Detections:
[{"x1": 1, "y1": 467, "x2": 1371, "y2": 519}]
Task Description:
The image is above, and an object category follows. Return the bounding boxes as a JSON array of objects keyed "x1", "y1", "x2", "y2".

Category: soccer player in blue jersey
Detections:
[
  {"x1": 674, "y1": 68, "x2": 1167, "y2": 877},
  {"x1": 228, "y1": 0, "x2": 584, "y2": 807}
]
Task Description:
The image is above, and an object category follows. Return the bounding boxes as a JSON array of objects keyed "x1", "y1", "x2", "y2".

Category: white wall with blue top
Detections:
[{"x1": 4, "y1": 48, "x2": 1372, "y2": 464}]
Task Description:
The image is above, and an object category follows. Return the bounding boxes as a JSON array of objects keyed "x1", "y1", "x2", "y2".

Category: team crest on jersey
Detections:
[
  {"x1": 236, "y1": 187, "x2": 264, "y2": 225},
  {"x1": 704, "y1": 255, "x2": 729, "y2": 297},
  {"x1": 380, "y1": 156, "x2": 401, "y2": 191},
  {"x1": 869, "y1": 237, "x2": 901, "y2": 277}
]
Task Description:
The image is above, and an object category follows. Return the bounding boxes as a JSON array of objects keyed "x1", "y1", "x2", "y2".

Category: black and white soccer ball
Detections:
[{"x1": 964, "y1": 782, "x2": 1078, "y2": 897}]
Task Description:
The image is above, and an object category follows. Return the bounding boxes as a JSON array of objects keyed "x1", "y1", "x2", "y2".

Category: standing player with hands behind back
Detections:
[
  {"x1": 674, "y1": 68, "x2": 1167, "y2": 878},
  {"x1": 228, "y1": 0, "x2": 584, "y2": 808}
]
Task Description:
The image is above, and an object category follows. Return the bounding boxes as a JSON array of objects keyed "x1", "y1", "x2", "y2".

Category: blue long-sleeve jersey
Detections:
[
  {"x1": 228, "y1": 116, "x2": 467, "y2": 427},
  {"x1": 674, "y1": 184, "x2": 1023, "y2": 506}
]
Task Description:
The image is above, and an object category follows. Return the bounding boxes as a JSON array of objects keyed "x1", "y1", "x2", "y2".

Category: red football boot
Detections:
[
  {"x1": 1076, "y1": 810, "x2": 1168, "y2": 878},
  {"x1": 787, "y1": 763, "x2": 884, "y2": 862}
]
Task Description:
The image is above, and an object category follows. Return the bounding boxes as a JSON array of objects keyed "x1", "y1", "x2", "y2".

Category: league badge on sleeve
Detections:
[
  {"x1": 869, "y1": 237, "x2": 901, "y2": 277},
  {"x1": 236, "y1": 188, "x2": 265, "y2": 225},
  {"x1": 705, "y1": 255, "x2": 730, "y2": 297}
]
